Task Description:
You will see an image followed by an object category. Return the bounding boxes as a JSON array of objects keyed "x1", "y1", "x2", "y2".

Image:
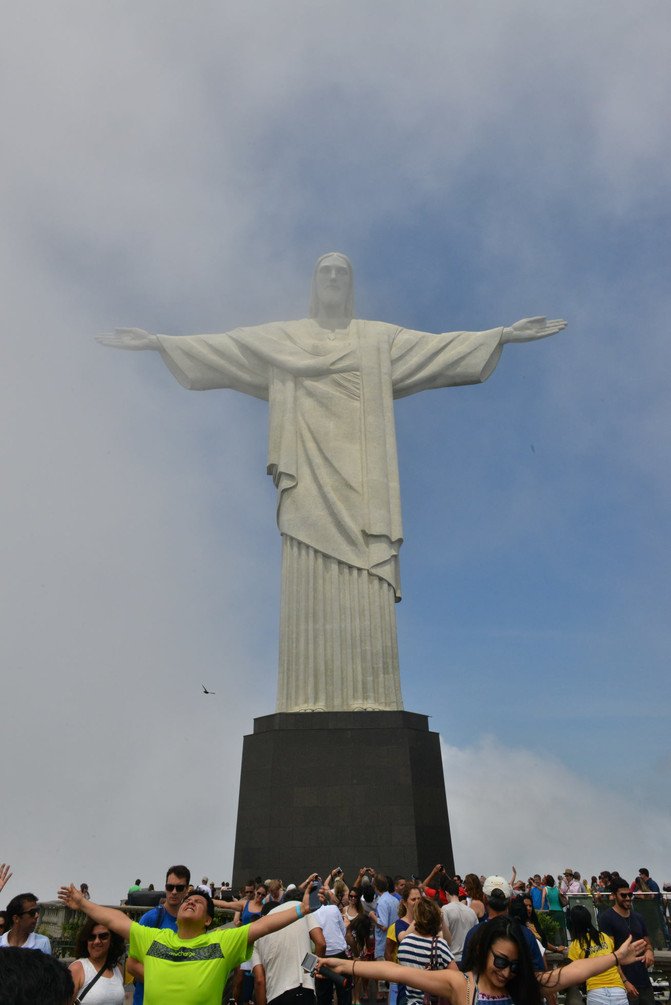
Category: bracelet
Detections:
[
  {"x1": 352, "y1": 961, "x2": 357, "y2": 979},
  {"x1": 295, "y1": 904, "x2": 303, "y2": 918},
  {"x1": 613, "y1": 952, "x2": 619, "y2": 966}
]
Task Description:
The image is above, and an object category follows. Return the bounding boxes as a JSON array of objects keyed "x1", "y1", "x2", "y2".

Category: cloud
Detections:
[{"x1": 442, "y1": 737, "x2": 671, "y2": 883}]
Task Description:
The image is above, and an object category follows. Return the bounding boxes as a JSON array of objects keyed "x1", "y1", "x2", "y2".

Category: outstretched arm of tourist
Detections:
[
  {"x1": 536, "y1": 937, "x2": 646, "y2": 994},
  {"x1": 96, "y1": 328, "x2": 160, "y2": 351},
  {"x1": 246, "y1": 887, "x2": 313, "y2": 945},
  {"x1": 321, "y1": 959, "x2": 462, "y2": 1001},
  {"x1": 58, "y1": 884, "x2": 132, "y2": 939},
  {"x1": 0, "y1": 863, "x2": 12, "y2": 894},
  {"x1": 212, "y1": 897, "x2": 247, "y2": 912},
  {"x1": 501, "y1": 317, "x2": 567, "y2": 343}
]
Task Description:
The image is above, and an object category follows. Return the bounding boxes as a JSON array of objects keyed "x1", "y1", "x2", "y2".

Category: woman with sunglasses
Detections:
[
  {"x1": 236, "y1": 885, "x2": 268, "y2": 1004},
  {"x1": 319, "y1": 915, "x2": 646, "y2": 1005},
  {"x1": 69, "y1": 917, "x2": 126, "y2": 1004}
]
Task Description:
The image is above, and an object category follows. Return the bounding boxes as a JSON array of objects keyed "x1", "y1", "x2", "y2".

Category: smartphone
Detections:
[
  {"x1": 309, "y1": 882, "x2": 322, "y2": 912},
  {"x1": 302, "y1": 951, "x2": 319, "y2": 975},
  {"x1": 302, "y1": 953, "x2": 351, "y2": 989}
]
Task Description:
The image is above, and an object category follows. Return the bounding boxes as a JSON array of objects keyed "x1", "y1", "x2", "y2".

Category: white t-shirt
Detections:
[
  {"x1": 314, "y1": 903, "x2": 347, "y2": 955},
  {"x1": 440, "y1": 901, "x2": 478, "y2": 960},
  {"x1": 251, "y1": 902, "x2": 323, "y2": 1002},
  {"x1": 74, "y1": 959, "x2": 125, "y2": 1004}
]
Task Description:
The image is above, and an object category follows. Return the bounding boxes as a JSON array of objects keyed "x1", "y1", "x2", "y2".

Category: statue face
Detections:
[{"x1": 315, "y1": 254, "x2": 351, "y2": 314}]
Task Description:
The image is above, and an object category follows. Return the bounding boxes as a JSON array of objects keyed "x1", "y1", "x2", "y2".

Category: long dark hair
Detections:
[
  {"x1": 568, "y1": 905, "x2": 603, "y2": 952},
  {"x1": 462, "y1": 917, "x2": 542, "y2": 1005},
  {"x1": 74, "y1": 917, "x2": 126, "y2": 969},
  {"x1": 516, "y1": 895, "x2": 547, "y2": 949},
  {"x1": 348, "y1": 913, "x2": 372, "y2": 957},
  {"x1": 464, "y1": 874, "x2": 485, "y2": 906}
]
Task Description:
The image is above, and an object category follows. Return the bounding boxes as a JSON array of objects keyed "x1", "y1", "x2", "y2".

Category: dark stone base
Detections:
[{"x1": 232, "y1": 710, "x2": 454, "y2": 889}]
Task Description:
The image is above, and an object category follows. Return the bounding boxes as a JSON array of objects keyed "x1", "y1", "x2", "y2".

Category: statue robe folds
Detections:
[{"x1": 156, "y1": 319, "x2": 504, "y2": 712}]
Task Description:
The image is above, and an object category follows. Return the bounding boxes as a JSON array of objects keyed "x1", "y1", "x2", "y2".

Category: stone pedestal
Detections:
[{"x1": 232, "y1": 711, "x2": 454, "y2": 888}]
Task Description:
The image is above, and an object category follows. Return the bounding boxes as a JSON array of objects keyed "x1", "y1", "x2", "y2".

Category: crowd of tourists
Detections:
[{"x1": 0, "y1": 858, "x2": 665, "y2": 1005}]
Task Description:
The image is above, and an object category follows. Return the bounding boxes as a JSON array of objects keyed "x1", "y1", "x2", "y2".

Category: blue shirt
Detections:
[
  {"x1": 530, "y1": 887, "x2": 546, "y2": 911},
  {"x1": 374, "y1": 892, "x2": 399, "y2": 957}
]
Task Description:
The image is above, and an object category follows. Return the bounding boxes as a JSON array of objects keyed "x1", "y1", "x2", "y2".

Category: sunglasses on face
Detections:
[
  {"x1": 89, "y1": 932, "x2": 111, "y2": 942},
  {"x1": 619, "y1": 892, "x2": 633, "y2": 899},
  {"x1": 491, "y1": 950, "x2": 519, "y2": 974},
  {"x1": 165, "y1": 884, "x2": 187, "y2": 893},
  {"x1": 20, "y1": 908, "x2": 40, "y2": 918}
]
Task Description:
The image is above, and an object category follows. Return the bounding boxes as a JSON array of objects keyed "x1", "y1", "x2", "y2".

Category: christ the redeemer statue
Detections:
[{"x1": 99, "y1": 253, "x2": 565, "y2": 713}]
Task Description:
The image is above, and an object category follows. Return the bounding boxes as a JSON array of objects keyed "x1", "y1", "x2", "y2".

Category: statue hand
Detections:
[
  {"x1": 502, "y1": 317, "x2": 567, "y2": 343},
  {"x1": 95, "y1": 328, "x2": 159, "y2": 351}
]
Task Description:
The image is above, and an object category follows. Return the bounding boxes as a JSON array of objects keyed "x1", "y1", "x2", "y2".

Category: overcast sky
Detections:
[{"x1": 2, "y1": 1, "x2": 670, "y2": 903}]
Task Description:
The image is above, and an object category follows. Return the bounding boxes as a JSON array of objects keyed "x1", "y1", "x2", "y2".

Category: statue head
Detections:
[{"x1": 309, "y1": 252, "x2": 354, "y2": 322}]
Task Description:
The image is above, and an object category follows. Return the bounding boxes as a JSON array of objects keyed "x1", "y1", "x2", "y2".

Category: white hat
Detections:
[{"x1": 483, "y1": 875, "x2": 512, "y2": 900}]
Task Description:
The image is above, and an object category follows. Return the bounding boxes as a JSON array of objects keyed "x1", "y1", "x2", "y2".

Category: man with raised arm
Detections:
[
  {"x1": 128, "y1": 863, "x2": 192, "y2": 1005},
  {"x1": 58, "y1": 881, "x2": 315, "y2": 1005},
  {"x1": 97, "y1": 253, "x2": 566, "y2": 714}
]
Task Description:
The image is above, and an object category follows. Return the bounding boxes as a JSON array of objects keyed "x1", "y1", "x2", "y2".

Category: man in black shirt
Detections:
[{"x1": 598, "y1": 877, "x2": 655, "y2": 1005}]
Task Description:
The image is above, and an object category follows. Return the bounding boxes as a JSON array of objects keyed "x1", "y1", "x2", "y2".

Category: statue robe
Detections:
[{"x1": 156, "y1": 319, "x2": 503, "y2": 711}]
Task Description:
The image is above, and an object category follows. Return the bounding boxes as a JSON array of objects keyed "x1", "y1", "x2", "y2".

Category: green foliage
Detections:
[
  {"x1": 536, "y1": 911, "x2": 560, "y2": 943},
  {"x1": 45, "y1": 913, "x2": 83, "y2": 958}
]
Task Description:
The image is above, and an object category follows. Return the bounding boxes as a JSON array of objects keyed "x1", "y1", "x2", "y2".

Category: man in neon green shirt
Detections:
[{"x1": 59, "y1": 882, "x2": 315, "y2": 1005}]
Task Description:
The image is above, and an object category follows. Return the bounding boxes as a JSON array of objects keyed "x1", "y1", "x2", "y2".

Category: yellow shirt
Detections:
[{"x1": 568, "y1": 932, "x2": 624, "y2": 990}]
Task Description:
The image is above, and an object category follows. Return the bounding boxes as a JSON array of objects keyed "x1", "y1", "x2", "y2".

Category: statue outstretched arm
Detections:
[
  {"x1": 96, "y1": 328, "x2": 160, "y2": 350},
  {"x1": 501, "y1": 317, "x2": 567, "y2": 343},
  {"x1": 96, "y1": 325, "x2": 271, "y2": 397}
]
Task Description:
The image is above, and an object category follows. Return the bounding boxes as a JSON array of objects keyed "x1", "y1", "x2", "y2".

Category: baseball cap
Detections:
[{"x1": 483, "y1": 876, "x2": 513, "y2": 900}]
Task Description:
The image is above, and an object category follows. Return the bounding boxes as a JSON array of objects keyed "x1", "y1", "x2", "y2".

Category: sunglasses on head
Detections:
[
  {"x1": 491, "y1": 950, "x2": 519, "y2": 974},
  {"x1": 165, "y1": 883, "x2": 187, "y2": 892}
]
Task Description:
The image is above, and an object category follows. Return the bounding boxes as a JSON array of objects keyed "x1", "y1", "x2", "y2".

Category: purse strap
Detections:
[
  {"x1": 76, "y1": 961, "x2": 110, "y2": 1003},
  {"x1": 464, "y1": 971, "x2": 477, "y2": 1005}
]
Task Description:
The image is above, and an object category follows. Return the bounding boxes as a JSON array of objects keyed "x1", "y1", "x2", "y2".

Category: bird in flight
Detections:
[{"x1": 202, "y1": 684, "x2": 215, "y2": 694}]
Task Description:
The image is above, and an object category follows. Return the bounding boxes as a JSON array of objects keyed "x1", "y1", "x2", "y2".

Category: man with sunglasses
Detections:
[
  {"x1": 128, "y1": 864, "x2": 191, "y2": 1005},
  {"x1": 598, "y1": 877, "x2": 655, "y2": 1005},
  {"x1": 0, "y1": 892, "x2": 51, "y2": 952}
]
